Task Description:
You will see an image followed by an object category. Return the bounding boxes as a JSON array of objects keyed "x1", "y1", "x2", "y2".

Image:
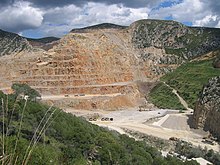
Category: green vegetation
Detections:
[
  {"x1": 12, "y1": 83, "x2": 41, "y2": 100},
  {"x1": 175, "y1": 141, "x2": 220, "y2": 165},
  {"x1": 149, "y1": 82, "x2": 185, "y2": 110},
  {"x1": 149, "y1": 59, "x2": 220, "y2": 109},
  {"x1": 0, "y1": 84, "x2": 198, "y2": 164},
  {"x1": 128, "y1": 129, "x2": 220, "y2": 165}
]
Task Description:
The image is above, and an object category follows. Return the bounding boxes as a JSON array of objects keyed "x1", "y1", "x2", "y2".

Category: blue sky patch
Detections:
[
  {"x1": 22, "y1": 30, "x2": 44, "y2": 38},
  {"x1": 182, "y1": 21, "x2": 193, "y2": 26},
  {"x1": 164, "y1": 15, "x2": 174, "y2": 20},
  {"x1": 152, "y1": 0, "x2": 183, "y2": 11}
]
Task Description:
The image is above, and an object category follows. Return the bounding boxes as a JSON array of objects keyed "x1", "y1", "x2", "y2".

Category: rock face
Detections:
[
  {"x1": 193, "y1": 76, "x2": 220, "y2": 139},
  {"x1": 0, "y1": 30, "x2": 60, "y2": 56},
  {"x1": 1, "y1": 19, "x2": 220, "y2": 110},
  {"x1": 0, "y1": 29, "x2": 32, "y2": 56},
  {"x1": 0, "y1": 27, "x2": 142, "y2": 110},
  {"x1": 131, "y1": 19, "x2": 220, "y2": 60}
]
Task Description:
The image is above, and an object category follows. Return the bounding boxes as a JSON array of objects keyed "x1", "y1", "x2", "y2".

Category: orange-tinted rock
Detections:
[{"x1": 0, "y1": 26, "x2": 179, "y2": 110}]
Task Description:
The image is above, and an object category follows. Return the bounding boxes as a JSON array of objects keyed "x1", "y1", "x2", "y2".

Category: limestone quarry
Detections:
[
  {"x1": 0, "y1": 20, "x2": 182, "y2": 110},
  {"x1": 1, "y1": 19, "x2": 220, "y2": 152},
  {"x1": 1, "y1": 20, "x2": 220, "y2": 111}
]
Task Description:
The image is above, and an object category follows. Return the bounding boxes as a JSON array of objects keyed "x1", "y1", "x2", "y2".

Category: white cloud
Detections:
[
  {"x1": 2, "y1": 0, "x2": 220, "y2": 38},
  {"x1": 0, "y1": 1, "x2": 43, "y2": 32},
  {"x1": 150, "y1": 0, "x2": 220, "y2": 28},
  {"x1": 36, "y1": 2, "x2": 149, "y2": 37},
  {"x1": 150, "y1": 0, "x2": 206, "y2": 22},
  {"x1": 194, "y1": 15, "x2": 218, "y2": 27}
]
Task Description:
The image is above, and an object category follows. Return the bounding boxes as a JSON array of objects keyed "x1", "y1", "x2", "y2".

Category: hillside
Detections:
[
  {"x1": 26, "y1": 37, "x2": 60, "y2": 51},
  {"x1": 71, "y1": 23, "x2": 127, "y2": 33},
  {"x1": 131, "y1": 19, "x2": 220, "y2": 60},
  {"x1": 0, "y1": 87, "x2": 198, "y2": 165},
  {"x1": 26, "y1": 37, "x2": 60, "y2": 44},
  {"x1": 0, "y1": 29, "x2": 32, "y2": 56},
  {"x1": 149, "y1": 51, "x2": 220, "y2": 109},
  {"x1": 0, "y1": 29, "x2": 60, "y2": 56},
  {"x1": 1, "y1": 19, "x2": 220, "y2": 110}
]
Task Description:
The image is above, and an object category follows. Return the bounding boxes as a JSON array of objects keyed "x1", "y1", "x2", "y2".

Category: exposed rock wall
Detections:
[
  {"x1": 131, "y1": 19, "x2": 220, "y2": 60},
  {"x1": 0, "y1": 29, "x2": 32, "y2": 56},
  {"x1": 192, "y1": 76, "x2": 220, "y2": 139}
]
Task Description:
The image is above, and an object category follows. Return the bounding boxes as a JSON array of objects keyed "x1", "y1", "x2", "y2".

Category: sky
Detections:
[{"x1": 0, "y1": 0, "x2": 220, "y2": 38}]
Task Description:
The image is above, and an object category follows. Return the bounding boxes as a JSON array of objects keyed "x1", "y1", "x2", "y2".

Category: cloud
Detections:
[
  {"x1": 199, "y1": 0, "x2": 220, "y2": 27},
  {"x1": 150, "y1": 0, "x2": 220, "y2": 28},
  {"x1": 0, "y1": 1, "x2": 43, "y2": 32},
  {"x1": 26, "y1": 0, "x2": 160, "y2": 8},
  {"x1": 202, "y1": 0, "x2": 220, "y2": 15},
  {"x1": 29, "y1": 2, "x2": 149, "y2": 37},
  {"x1": 150, "y1": 0, "x2": 206, "y2": 22},
  {"x1": 194, "y1": 15, "x2": 219, "y2": 27},
  {"x1": 1, "y1": 0, "x2": 220, "y2": 38},
  {"x1": 0, "y1": 0, "x2": 14, "y2": 7}
]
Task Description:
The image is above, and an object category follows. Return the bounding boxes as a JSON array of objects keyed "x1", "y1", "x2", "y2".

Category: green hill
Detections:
[{"x1": 149, "y1": 54, "x2": 220, "y2": 109}]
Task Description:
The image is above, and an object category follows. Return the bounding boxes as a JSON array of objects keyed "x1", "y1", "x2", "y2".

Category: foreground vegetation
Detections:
[
  {"x1": 0, "y1": 84, "x2": 198, "y2": 164},
  {"x1": 149, "y1": 58, "x2": 220, "y2": 109}
]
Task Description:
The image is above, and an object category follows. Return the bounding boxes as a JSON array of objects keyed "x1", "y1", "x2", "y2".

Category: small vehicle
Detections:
[
  {"x1": 101, "y1": 117, "x2": 113, "y2": 121},
  {"x1": 89, "y1": 118, "x2": 97, "y2": 121}
]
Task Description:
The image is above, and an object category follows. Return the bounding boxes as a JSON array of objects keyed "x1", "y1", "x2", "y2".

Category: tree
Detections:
[{"x1": 11, "y1": 83, "x2": 41, "y2": 100}]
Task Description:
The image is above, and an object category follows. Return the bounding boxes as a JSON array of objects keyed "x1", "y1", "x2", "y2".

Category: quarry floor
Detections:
[{"x1": 65, "y1": 108, "x2": 220, "y2": 152}]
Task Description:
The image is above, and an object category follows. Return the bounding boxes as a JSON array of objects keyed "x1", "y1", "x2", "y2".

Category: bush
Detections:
[{"x1": 11, "y1": 83, "x2": 41, "y2": 100}]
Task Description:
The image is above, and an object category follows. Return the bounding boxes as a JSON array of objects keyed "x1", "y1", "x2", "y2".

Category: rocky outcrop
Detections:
[
  {"x1": 0, "y1": 29, "x2": 60, "y2": 57},
  {"x1": 131, "y1": 19, "x2": 220, "y2": 60},
  {"x1": 192, "y1": 76, "x2": 220, "y2": 139},
  {"x1": 0, "y1": 29, "x2": 32, "y2": 56}
]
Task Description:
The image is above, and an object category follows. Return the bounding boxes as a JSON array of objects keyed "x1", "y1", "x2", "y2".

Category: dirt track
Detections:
[{"x1": 41, "y1": 93, "x2": 123, "y2": 100}]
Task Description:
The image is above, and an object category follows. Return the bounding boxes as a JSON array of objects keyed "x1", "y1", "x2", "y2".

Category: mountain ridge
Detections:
[
  {"x1": 71, "y1": 23, "x2": 127, "y2": 33},
  {"x1": 0, "y1": 29, "x2": 32, "y2": 56}
]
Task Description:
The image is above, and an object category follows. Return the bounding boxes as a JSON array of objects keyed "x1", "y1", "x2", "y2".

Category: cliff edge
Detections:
[{"x1": 193, "y1": 76, "x2": 220, "y2": 139}]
